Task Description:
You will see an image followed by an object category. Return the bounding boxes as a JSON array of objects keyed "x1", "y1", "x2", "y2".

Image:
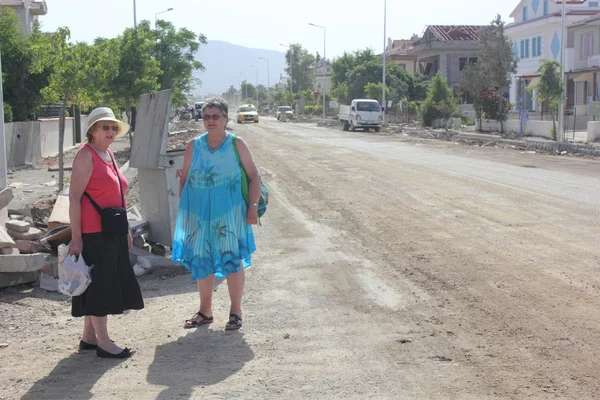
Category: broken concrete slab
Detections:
[
  {"x1": 7, "y1": 200, "x2": 32, "y2": 218},
  {"x1": 15, "y1": 240, "x2": 42, "y2": 254},
  {"x1": 2, "y1": 248, "x2": 19, "y2": 255},
  {"x1": 8, "y1": 227, "x2": 43, "y2": 241},
  {"x1": 0, "y1": 188, "x2": 14, "y2": 210},
  {"x1": 5, "y1": 220, "x2": 31, "y2": 233},
  {"x1": 0, "y1": 253, "x2": 46, "y2": 273},
  {"x1": 0, "y1": 271, "x2": 38, "y2": 289},
  {"x1": 129, "y1": 246, "x2": 186, "y2": 277},
  {"x1": 0, "y1": 226, "x2": 16, "y2": 248}
]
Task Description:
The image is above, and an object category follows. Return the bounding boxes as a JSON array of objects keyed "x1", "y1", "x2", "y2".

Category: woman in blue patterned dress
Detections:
[{"x1": 172, "y1": 97, "x2": 259, "y2": 330}]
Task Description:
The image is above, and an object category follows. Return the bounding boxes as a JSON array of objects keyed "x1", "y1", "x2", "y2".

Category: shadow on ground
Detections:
[{"x1": 147, "y1": 328, "x2": 254, "y2": 399}]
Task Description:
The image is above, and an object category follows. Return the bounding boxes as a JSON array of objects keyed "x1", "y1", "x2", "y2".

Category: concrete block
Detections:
[
  {"x1": 0, "y1": 188, "x2": 14, "y2": 210},
  {"x1": 0, "y1": 272, "x2": 38, "y2": 289},
  {"x1": 129, "y1": 246, "x2": 186, "y2": 276},
  {"x1": 7, "y1": 201, "x2": 32, "y2": 218},
  {"x1": 587, "y1": 121, "x2": 600, "y2": 142},
  {"x1": 5, "y1": 220, "x2": 31, "y2": 233},
  {"x1": 15, "y1": 240, "x2": 42, "y2": 254},
  {"x1": 0, "y1": 226, "x2": 16, "y2": 248},
  {"x1": 0, "y1": 253, "x2": 46, "y2": 273},
  {"x1": 2, "y1": 248, "x2": 19, "y2": 255},
  {"x1": 8, "y1": 227, "x2": 43, "y2": 241},
  {"x1": 130, "y1": 89, "x2": 172, "y2": 169}
]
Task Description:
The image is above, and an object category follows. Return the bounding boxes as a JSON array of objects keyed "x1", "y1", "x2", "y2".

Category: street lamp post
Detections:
[
  {"x1": 279, "y1": 44, "x2": 293, "y2": 94},
  {"x1": 382, "y1": 0, "x2": 387, "y2": 124},
  {"x1": 309, "y1": 23, "x2": 327, "y2": 119},
  {"x1": 259, "y1": 57, "x2": 270, "y2": 107},
  {"x1": 250, "y1": 65, "x2": 259, "y2": 106},
  {"x1": 155, "y1": 8, "x2": 174, "y2": 25},
  {"x1": 558, "y1": 0, "x2": 567, "y2": 142},
  {"x1": 133, "y1": 0, "x2": 137, "y2": 28}
]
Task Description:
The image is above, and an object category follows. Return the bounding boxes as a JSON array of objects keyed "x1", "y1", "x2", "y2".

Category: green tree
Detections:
[
  {"x1": 154, "y1": 20, "x2": 206, "y2": 107},
  {"x1": 284, "y1": 44, "x2": 315, "y2": 93},
  {"x1": 109, "y1": 21, "x2": 161, "y2": 147},
  {"x1": 0, "y1": 10, "x2": 52, "y2": 121},
  {"x1": 528, "y1": 60, "x2": 562, "y2": 140},
  {"x1": 477, "y1": 14, "x2": 517, "y2": 130},
  {"x1": 460, "y1": 63, "x2": 487, "y2": 130},
  {"x1": 240, "y1": 82, "x2": 256, "y2": 102},
  {"x1": 330, "y1": 83, "x2": 349, "y2": 104},
  {"x1": 271, "y1": 87, "x2": 285, "y2": 106},
  {"x1": 41, "y1": 28, "x2": 92, "y2": 190},
  {"x1": 421, "y1": 71, "x2": 457, "y2": 127},
  {"x1": 364, "y1": 82, "x2": 390, "y2": 103}
]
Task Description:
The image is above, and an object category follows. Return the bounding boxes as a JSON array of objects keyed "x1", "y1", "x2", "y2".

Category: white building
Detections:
[
  {"x1": 0, "y1": 0, "x2": 47, "y2": 35},
  {"x1": 506, "y1": 0, "x2": 600, "y2": 112}
]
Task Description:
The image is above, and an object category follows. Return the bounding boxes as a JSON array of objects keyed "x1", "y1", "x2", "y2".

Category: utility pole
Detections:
[
  {"x1": 0, "y1": 49, "x2": 8, "y2": 189},
  {"x1": 557, "y1": 0, "x2": 567, "y2": 142},
  {"x1": 382, "y1": 0, "x2": 387, "y2": 124},
  {"x1": 133, "y1": 0, "x2": 137, "y2": 28}
]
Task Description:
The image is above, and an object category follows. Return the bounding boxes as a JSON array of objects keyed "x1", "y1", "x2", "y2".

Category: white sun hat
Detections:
[{"x1": 86, "y1": 107, "x2": 130, "y2": 138}]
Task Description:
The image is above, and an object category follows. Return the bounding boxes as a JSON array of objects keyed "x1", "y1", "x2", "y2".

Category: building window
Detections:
[
  {"x1": 521, "y1": 39, "x2": 530, "y2": 58},
  {"x1": 523, "y1": 6, "x2": 528, "y2": 21},
  {"x1": 580, "y1": 33, "x2": 594, "y2": 58},
  {"x1": 459, "y1": 57, "x2": 478, "y2": 71},
  {"x1": 576, "y1": 81, "x2": 590, "y2": 105},
  {"x1": 398, "y1": 64, "x2": 406, "y2": 70},
  {"x1": 532, "y1": 36, "x2": 542, "y2": 57},
  {"x1": 590, "y1": 1, "x2": 599, "y2": 6},
  {"x1": 543, "y1": 0, "x2": 549, "y2": 15}
]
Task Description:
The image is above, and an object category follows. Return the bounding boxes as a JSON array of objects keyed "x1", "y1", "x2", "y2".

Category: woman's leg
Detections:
[
  {"x1": 184, "y1": 275, "x2": 215, "y2": 327},
  {"x1": 226, "y1": 264, "x2": 245, "y2": 316},
  {"x1": 81, "y1": 316, "x2": 97, "y2": 343},
  {"x1": 198, "y1": 275, "x2": 215, "y2": 317},
  {"x1": 91, "y1": 316, "x2": 124, "y2": 354}
]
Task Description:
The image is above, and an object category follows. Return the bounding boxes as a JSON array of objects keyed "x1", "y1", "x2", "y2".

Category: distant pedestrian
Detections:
[
  {"x1": 172, "y1": 97, "x2": 260, "y2": 331},
  {"x1": 69, "y1": 107, "x2": 144, "y2": 359}
]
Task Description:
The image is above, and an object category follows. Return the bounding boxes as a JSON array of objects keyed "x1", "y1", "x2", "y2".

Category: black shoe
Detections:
[
  {"x1": 96, "y1": 347, "x2": 132, "y2": 359},
  {"x1": 79, "y1": 340, "x2": 98, "y2": 351}
]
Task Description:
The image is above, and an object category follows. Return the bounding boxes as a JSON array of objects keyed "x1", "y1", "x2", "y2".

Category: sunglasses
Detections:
[
  {"x1": 203, "y1": 114, "x2": 222, "y2": 121},
  {"x1": 101, "y1": 125, "x2": 119, "y2": 132}
]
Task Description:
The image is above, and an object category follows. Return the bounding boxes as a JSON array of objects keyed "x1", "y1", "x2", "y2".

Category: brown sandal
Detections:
[
  {"x1": 225, "y1": 313, "x2": 243, "y2": 330},
  {"x1": 184, "y1": 311, "x2": 213, "y2": 329}
]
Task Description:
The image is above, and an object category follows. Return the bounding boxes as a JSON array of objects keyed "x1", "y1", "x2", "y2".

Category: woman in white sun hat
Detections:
[{"x1": 69, "y1": 107, "x2": 144, "y2": 359}]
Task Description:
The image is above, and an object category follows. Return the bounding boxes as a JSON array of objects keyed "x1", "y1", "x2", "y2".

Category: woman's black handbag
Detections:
[{"x1": 83, "y1": 152, "x2": 129, "y2": 236}]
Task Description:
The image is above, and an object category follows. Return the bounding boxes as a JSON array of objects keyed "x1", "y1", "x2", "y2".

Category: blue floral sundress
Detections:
[{"x1": 171, "y1": 132, "x2": 256, "y2": 280}]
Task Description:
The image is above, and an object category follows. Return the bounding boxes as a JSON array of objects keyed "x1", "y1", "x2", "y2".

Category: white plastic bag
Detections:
[{"x1": 57, "y1": 244, "x2": 92, "y2": 297}]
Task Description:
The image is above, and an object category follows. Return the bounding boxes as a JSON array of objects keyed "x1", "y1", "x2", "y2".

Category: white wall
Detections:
[
  {"x1": 480, "y1": 118, "x2": 554, "y2": 138},
  {"x1": 39, "y1": 118, "x2": 74, "y2": 158}
]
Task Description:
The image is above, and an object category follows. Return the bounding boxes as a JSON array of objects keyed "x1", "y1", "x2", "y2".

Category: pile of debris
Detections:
[{"x1": 0, "y1": 188, "x2": 53, "y2": 289}]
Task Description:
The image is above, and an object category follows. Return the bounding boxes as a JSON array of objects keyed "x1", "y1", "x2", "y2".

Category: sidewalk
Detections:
[{"x1": 452, "y1": 131, "x2": 600, "y2": 156}]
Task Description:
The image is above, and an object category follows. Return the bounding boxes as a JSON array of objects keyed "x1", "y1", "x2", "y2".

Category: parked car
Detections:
[
  {"x1": 193, "y1": 102, "x2": 204, "y2": 121},
  {"x1": 338, "y1": 99, "x2": 383, "y2": 132},
  {"x1": 236, "y1": 104, "x2": 259, "y2": 123},
  {"x1": 277, "y1": 106, "x2": 294, "y2": 121}
]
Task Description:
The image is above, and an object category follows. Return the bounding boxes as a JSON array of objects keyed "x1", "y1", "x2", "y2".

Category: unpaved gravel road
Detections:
[{"x1": 1, "y1": 117, "x2": 600, "y2": 399}]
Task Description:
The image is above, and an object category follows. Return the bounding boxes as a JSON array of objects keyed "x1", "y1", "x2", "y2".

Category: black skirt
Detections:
[{"x1": 71, "y1": 233, "x2": 144, "y2": 317}]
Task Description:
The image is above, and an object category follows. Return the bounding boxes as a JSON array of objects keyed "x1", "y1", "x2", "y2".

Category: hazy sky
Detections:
[{"x1": 40, "y1": 0, "x2": 517, "y2": 58}]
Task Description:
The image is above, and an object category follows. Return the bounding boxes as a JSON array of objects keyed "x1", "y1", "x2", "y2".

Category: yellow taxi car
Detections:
[{"x1": 236, "y1": 104, "x2": 259, "y2": 124}]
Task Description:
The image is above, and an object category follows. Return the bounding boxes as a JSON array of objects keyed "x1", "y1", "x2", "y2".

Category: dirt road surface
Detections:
[{"x1": 1, "y1": 117, "x2": 600, "y2": 399}]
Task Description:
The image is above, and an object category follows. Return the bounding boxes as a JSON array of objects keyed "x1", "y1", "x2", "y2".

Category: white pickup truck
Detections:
[{"x1": 338, "y1": 99, "x2": 383, "y2": 132}]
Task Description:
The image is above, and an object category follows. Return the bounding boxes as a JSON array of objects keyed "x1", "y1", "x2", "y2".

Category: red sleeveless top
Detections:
[{"x1": 79, "y1": 144, "x2": 128, "y2": 234}]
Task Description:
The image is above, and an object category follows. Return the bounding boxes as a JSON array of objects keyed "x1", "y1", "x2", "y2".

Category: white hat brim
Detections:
[{"x1": 88, "y1": 117, "x2": 130, "y2": 138}]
